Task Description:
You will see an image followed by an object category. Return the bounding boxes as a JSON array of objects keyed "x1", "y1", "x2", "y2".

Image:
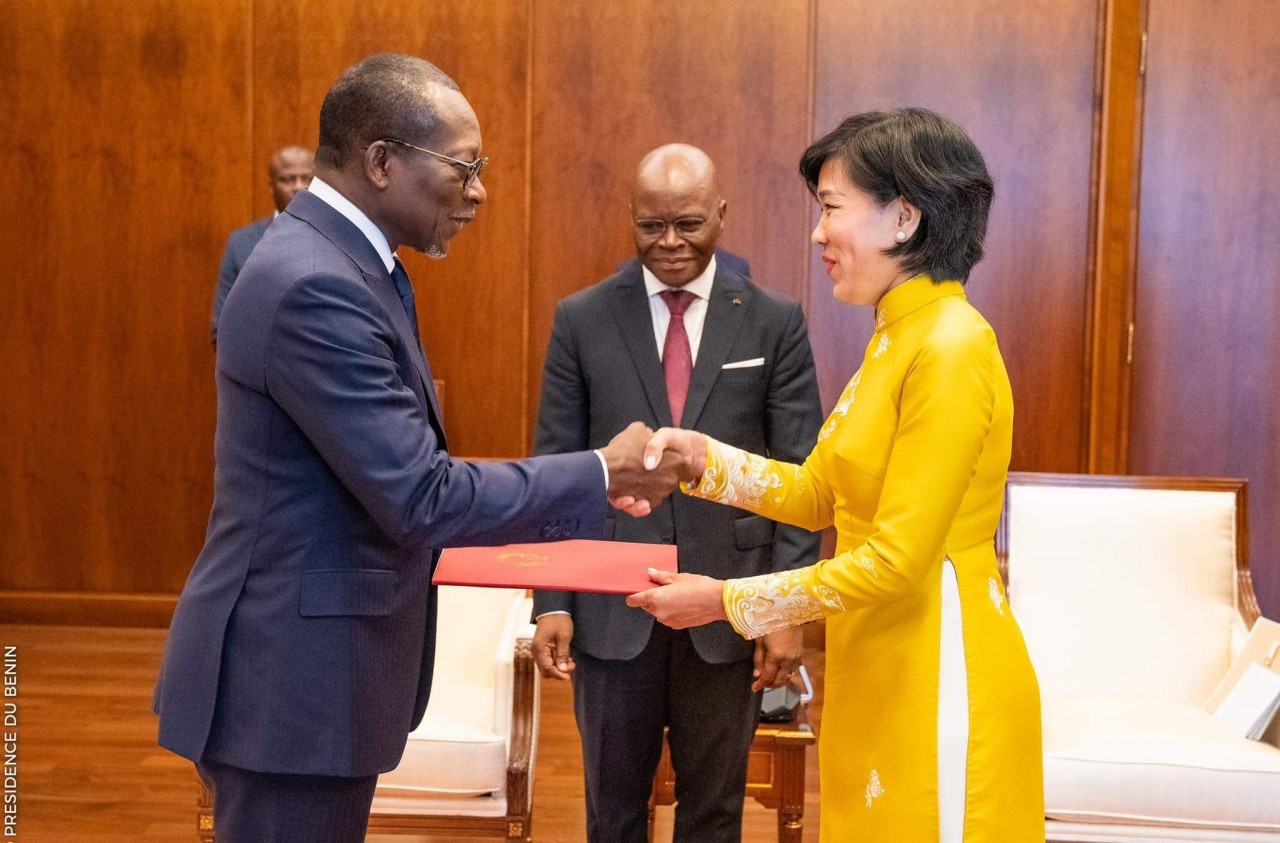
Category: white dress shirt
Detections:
[
  {"x1": 305, "y1": 177, "x2": 396, "y2": 273},
  {"x1": 642, "y1": 255, "x2": 717, "y2": 362}
]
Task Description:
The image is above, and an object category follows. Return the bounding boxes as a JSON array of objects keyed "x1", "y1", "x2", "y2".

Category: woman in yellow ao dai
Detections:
[{"x1": 628, "y1": 109, "x2": 1044, "y2": 841}]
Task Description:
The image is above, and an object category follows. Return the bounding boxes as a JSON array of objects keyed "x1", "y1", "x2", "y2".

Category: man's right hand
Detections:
[
  {"x1": 532, "y1": 614, "x2": 575, "y2": 681},
  {"x1": 600, "y1": 421, "x2": 686, "y2": 515}
]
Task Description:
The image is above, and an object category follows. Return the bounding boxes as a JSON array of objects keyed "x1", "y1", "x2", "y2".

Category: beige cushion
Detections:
[
  {"x1": 1044, "y1": 699, "x2": 1280, "y2": 832},
  {"x1": 1043, "y1": 822, "x2": 1280, "y2": 842},
  {"x1": 375, "y1": 587, "x2": 530, "y2": 799},
  {"x1": 1007, "y1": 484, "x2": 1238, "y2": 704}
]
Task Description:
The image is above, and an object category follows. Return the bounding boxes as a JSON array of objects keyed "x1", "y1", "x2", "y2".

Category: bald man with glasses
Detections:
[{"x1": 531, "y1": 144, "x2": 823, "y2": 843}]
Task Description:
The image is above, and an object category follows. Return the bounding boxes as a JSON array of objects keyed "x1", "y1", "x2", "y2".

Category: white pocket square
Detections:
[{"x1": 722, "y1": 357, "x2": 765, "y2": 370}]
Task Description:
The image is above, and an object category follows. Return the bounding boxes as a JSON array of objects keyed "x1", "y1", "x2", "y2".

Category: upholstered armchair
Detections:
[
  {"x1": 366, "y1": 586, "x2": 538, "y2": 842},
  {"x1": 195, "y1": 585, "x2": 537, "y2": 842},
  {"x1": 999, "y1": 473, "x2": 1280, "y2": 842}
]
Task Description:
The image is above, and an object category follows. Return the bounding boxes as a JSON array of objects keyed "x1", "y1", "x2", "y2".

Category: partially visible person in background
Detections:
[{"x1": 210, "y1": 145, "x2": 314, "y2": 346}]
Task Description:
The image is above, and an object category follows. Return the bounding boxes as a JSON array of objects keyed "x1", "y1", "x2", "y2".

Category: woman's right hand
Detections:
[{"x1": 642, "y1": 428, "x2": 708, "y2": 482}]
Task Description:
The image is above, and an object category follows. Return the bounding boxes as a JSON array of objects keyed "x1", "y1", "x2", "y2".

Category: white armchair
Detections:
[
  {"x1": 999, "y1": 473, "x2": 1280, "y2": 842},
  {"x1": 367, "y1": 586, "x2": 539, "y2": 842}
]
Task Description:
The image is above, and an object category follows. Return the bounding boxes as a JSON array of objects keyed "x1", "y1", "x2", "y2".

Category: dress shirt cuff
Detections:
[
  {"x1": 534, "y1": 610, "x2": 571, "y2": 621},
  {"x1": 593, "y1": 449, "x2": 609, "y2": 490}
]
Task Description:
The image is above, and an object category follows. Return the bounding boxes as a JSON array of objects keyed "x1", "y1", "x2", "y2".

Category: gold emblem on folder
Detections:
[{"x1": 499, "y1": 552, "x2": 549, "y2": 568}]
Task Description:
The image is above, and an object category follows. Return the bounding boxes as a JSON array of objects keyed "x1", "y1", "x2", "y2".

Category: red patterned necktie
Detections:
[{"x1": 659, "y1": 289, "x2": 695, "y2": 426}]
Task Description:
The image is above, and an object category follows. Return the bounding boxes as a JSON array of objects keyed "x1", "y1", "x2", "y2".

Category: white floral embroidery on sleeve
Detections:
[
  {"x1": 723, "y1": 569, "x2": 846, "y2": 639},
  {"x1": 694, "y1": 443, "x2": 783, "y2": 510},
  {"x1": 685, "y1": 438, "x2": 808, "y2": 510}
]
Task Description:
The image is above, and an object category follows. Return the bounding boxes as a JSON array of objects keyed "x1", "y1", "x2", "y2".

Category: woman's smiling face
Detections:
[{"x1": 810, "y1": 158, "x2": 914, "y2": 306}]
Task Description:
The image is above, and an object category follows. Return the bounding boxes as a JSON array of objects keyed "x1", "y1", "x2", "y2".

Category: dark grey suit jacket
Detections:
[
  {"x1": 532, "y1": 262, "x2": 822, "y2": 663},
  {"x1": 156, "y1": 190, "x2": 607, "y2": 777},
  {"x1": 212, "y1": 216, "x2": 272, "y2": 346}
]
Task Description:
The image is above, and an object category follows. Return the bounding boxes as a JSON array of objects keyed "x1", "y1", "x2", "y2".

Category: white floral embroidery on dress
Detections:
[
  {"x1": 865, "y1": 769, "x2": 884, "y2": 808},
  {"x1": 699, "y1": 444, "x2": 783, "y2": 510},
  {"x1": 872, "y1": 333, "x2": 891, "y2": 359},
  {"x1": 818, "y1": 370, "x2": 861, "y2": 442},
  {"x1": 988, "y1": 576, "x2": 1006, "y2": 615},
  {"x1": 858, "y1": 555, "x2": 879, "y2": 579},
  {"x1": 875, "y1": 308, "x2": 887, "y2": 331},
  {"x1": 725, "y1": 569, "x2": 846, "y2": 639}
]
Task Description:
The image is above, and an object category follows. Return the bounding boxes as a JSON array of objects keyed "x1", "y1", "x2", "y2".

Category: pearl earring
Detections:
[{"x1": 895, "y1": 230, "x2": 908, "y2": 242}]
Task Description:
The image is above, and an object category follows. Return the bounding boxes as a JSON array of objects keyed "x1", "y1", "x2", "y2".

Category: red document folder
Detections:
[{"x1": 432, "y1": 539, "x2": 678, "y2": 594}]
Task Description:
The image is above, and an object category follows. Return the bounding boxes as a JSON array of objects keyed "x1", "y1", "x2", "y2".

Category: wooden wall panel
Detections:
[
  {"x1": 0, "y1": 0, "x2": 249, "y2": 601},
  {"x1": 252, "y1": 0, "x2": 531, "y2": 458},
  {"x1": 7, "y1": 0, "x2": 1273, "y2": 625},
  {"x1": 808, "y1": 0, "x2": 1099, "y2": 471},
  {"x1": 527, "y1": 0, "x2": 814, "y2": 448},
  {"x1": 1129, "y1": 0, "x2": 1280, "y2": 617},
  {"x1": 1085, "y1": 0, "x2": 1147, "y2": 475}
]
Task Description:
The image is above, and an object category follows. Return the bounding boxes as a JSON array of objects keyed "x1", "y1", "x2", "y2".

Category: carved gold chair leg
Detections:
[{"x1": 196, "y1": 778, "x2": 214, "y2": 842}]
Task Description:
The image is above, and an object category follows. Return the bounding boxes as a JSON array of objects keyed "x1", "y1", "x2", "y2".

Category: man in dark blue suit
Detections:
[
  {"x1": 210, "y1": 145, "x2": 314, "y2": 347},
  {"x1": 154, "y1": 54, "x2": 682, "y2": 843}
]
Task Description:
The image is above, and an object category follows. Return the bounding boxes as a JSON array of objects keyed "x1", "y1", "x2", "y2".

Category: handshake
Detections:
[{"x1": 598, "y1": 422, "x2": 710, "y2": 517}]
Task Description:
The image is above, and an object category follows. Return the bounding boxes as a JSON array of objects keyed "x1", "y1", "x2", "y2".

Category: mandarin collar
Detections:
[{"x1": 874, "y1": 274, "x2": 966, "y2": 331}]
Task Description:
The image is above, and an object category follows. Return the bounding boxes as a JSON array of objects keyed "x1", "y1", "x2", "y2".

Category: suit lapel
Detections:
[
  {"x1": 609, "y1": 269, "x2": 673, "y2": 427},
  {"x1": 362, "y1": 270, "x2": 447, "y2": 445},
  {"x1": 287, "y1": 192, "x2": 447, "y2": 446},
  {"x1": 682, "y1": 271, "x2": 750, "y2": 430}
]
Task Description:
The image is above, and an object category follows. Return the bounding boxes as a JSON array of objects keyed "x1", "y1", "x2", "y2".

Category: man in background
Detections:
[
  {"x1": 532, "y1": 144, "x2": 823, "y2": 843},
  {"x1": 210, "y1": 145, "x2": 314, "y2": 346}
]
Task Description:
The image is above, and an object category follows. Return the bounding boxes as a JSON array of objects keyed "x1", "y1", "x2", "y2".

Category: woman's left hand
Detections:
[{"x1": 626, "y1": 568, "x2": 727, "y2": 629}]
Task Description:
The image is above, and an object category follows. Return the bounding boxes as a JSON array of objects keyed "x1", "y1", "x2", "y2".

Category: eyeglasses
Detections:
[
  {"x1": 379, "y1": 137, "x2": 488, "y2": 190},
  {"x1": 633, "y1": 217, "x2": 713, "y2": 241}
]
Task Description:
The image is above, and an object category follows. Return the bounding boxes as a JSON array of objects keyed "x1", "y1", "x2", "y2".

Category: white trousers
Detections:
[{"x1": 939, "y1": 559, "x2": 969, "y2": 843}]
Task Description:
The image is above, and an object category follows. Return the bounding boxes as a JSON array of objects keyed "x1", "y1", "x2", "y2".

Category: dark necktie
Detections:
[
  {"x1": 660, "y1": 289, "x2": 695, "y2": 427},
  {"x1": 390, "y1": 258, "x2": 422, "y2": 347}
]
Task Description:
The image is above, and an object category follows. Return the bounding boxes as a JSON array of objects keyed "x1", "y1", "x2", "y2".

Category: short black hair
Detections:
[
  {"x1": 800, "y1": 108, "x2": 994, "y2": 282},
  {"x1": 315, "y1": 53, "x2": 460, "y2": 170}
]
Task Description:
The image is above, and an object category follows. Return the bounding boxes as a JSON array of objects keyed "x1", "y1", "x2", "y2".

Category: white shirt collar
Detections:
[
  {"x1": 304, "y1": 177, "x2": 397, "y2": 273},
  {"x1": 642, "y1": 255, "x2": 717, "y2": 301}
]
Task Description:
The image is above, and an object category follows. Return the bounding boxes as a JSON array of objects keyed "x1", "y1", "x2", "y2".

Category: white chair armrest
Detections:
[{"x1": 492, "y1": 596, "x2": 535, "y2": 741}]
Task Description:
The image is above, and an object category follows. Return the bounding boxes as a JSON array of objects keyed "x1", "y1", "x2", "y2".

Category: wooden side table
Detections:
[{"x1": 648, "y1": 698, "x2": 816, "y2": 842}]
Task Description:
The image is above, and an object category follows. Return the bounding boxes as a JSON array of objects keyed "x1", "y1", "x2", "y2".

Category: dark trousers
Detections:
[
  {"x1": 573, "y1": 623, "x2": 760, "y2": 843},
  {"x1": 196, "y1": 757, "x2": 378, "y2": 843}
]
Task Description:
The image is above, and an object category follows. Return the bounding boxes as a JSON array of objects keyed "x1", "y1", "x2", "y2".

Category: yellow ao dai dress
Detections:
[{"x1": 686, "y1": 276, "x2": 1044, "y2": 841}]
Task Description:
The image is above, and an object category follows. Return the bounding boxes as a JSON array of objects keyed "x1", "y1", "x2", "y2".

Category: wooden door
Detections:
[
  {"x1": 1129, "y1": 0, "x2": 1280, "y2": 616},
  {"x1": 809, "y1": 0, "x2": 1100, "y2": 472}
]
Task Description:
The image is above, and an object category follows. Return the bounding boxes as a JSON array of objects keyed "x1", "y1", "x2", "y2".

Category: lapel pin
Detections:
[{"x1": 732, "y1": 297, "x2": 742, "y2": 306}]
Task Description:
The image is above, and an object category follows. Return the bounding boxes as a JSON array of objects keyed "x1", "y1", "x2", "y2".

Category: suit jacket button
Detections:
[
  {"x1": 542, "y1": 525, "x2": 553, "y2": 538},
  {"x1": 661, "y1": 535, "x2": 673, "y2": 544}
]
